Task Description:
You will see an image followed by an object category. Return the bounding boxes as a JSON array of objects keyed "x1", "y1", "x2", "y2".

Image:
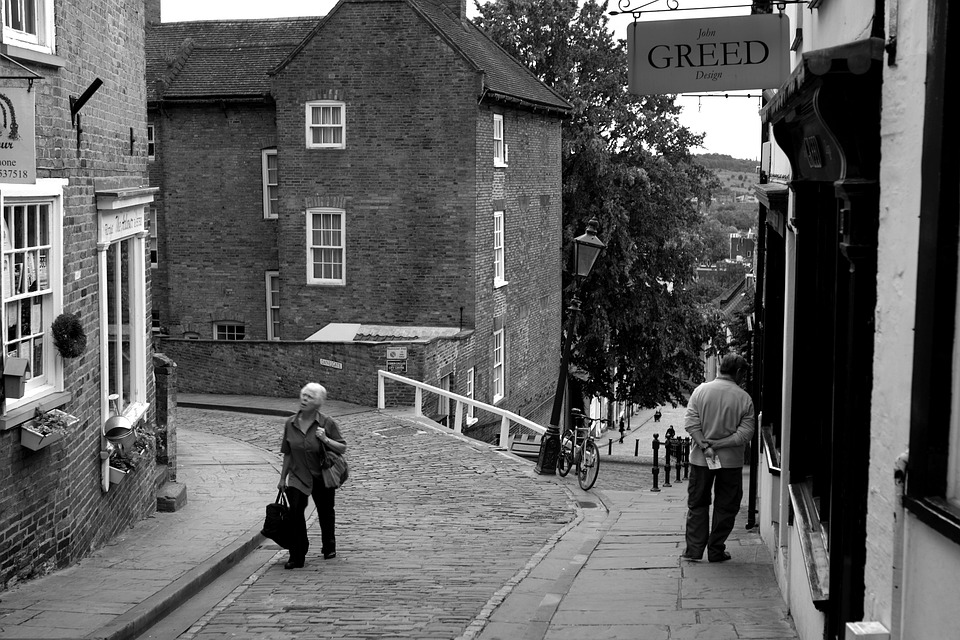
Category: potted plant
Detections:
[
  {"x1": 108, "y1": 425, "x2": 152, "y2": 484},
  {"x1": 51, "y1": 312, "x2": 87, "y2": 359},
  {"x1": 21, "y1": 407, "x2": 79, "y2": 451}
]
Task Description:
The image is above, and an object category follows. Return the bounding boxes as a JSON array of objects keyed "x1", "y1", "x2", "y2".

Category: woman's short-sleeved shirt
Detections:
[{"x1": 280, "y1": 412, "x2": 345, "y2": 493}]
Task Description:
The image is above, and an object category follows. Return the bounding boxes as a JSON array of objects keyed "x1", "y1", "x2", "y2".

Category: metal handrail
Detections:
[{"x1": 377, "y1": 370, "x2": 545, "y2": 449}]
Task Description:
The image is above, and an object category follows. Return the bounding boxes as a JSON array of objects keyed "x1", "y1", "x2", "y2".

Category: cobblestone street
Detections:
[{"x1": 178, "y1": 408, "x2": 579, "y2": 639}]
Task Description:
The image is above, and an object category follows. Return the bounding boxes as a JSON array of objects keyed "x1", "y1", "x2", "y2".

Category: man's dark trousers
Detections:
[{"x1": 684, "y1": 465, "x2": 743, "y2": 560}]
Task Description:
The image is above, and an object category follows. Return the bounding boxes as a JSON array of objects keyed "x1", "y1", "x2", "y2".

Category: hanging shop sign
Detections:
[
  {"x1": 0, "y1": 85, "x2": 36, "y2": 184},
  {"x1": 628, "y1": 13, "x2": 789, "y2": 95}
]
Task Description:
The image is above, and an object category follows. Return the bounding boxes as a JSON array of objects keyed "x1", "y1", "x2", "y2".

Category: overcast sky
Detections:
[{"x1": 160, "y1": 0, "x2": 762, "y2": 161}]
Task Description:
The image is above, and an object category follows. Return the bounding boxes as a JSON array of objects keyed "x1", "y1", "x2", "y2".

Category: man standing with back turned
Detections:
[{"x1": 682, "y1": 352, "x2": 755, "y2": 563}]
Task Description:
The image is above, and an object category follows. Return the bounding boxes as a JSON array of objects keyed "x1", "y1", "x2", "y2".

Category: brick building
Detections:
[
  {"x1": 146, "y1": 0, "x2": 571, "y2": 432},
  {"x1": 0, "y1": 0, "x2": 159, "y2": 588}
]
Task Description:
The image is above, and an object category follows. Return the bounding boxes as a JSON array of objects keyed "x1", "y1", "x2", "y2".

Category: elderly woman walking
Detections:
[{"x1": 278, "y1": 383, "x2": 347, "y2": 569}]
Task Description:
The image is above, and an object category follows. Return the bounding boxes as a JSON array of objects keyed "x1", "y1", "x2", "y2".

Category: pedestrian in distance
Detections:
[
  {"x1": 619, "y1": 418, "x2": 626, "y2": 443},
  {"x1": 654, "y1": 408, "x2": 662, "y2": 423},
  {"x1": 278, "y1": 383, "x2": 348, "y2": 569},
  {"x1": 681, "y1": 353, "x2": 755, "y2": 563}
]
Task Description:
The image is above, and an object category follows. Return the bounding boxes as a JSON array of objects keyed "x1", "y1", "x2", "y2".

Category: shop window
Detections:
[
  {"x1": 305, "y1": 101, "x2": 345, "y2": 149},
  {"x1": 1, "y1": 182, "x2": 63, "y2": 407},
  {"x1": 306, "y1": 208, "x2": 345, "y2": 285}
]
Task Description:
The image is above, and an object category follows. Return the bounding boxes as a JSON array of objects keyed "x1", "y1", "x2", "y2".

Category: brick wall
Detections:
[
  {"x1": 473, "y1": 104, "x2": 563, "y2": 428},
  {"x1": 149, "y1": 104, "x2": 279, "y2": 339},
  {"x1": 271, "y1": 1, "x2": 478, "y2": 340},
  {"x1": 0, "y1": 0, "x2": 155, "y2": 589}
]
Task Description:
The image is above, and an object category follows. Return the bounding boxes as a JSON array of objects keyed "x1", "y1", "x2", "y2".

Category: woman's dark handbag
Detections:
[
  {"x1": 261, "y1": 490, "x2": 292, "y2": 548},
  {"x1": 321, "y1": 451, "x2": 350, "y2": 489}
]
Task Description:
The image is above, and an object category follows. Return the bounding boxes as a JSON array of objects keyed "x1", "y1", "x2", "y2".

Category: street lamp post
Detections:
[{"x1": 535, "y1": 218, "x2": 605, "y2": 475}]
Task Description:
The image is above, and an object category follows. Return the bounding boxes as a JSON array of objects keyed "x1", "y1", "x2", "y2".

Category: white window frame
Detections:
[
  {"x1": 493, "y1": 114, "x2": 506, "y2": 167},
  {"x1": 97, "y1": 191, "x2": 151, "y2": 429},
  {"x1": 147, "y1": 125, "x2": 155, "y2": 161},
  {"x1": 213, "y1": 323, "x2": 245, "y2": 340},
  {"x1": 306, "y1": 208, "x2": 345, "y2": 286},
  {"x1": 261, "y1": 149, "x2": 278, "y2": 219},
  {"x1": 492, "y1": 328, "x2": 504, "y2": 404},
  {"x1": 438, "y1": 373, "x2": 451, "y2": 420},
  {"x1": 493, "y1": 209, "x2": 507, "y2": 288},
  {"x1": 305, "y1": 101, "x2": 346, "y2": 149},
  {"x1": 0, "y1": 179, "x2": 65, "y2": 409},
  {"x1": 466, "y1": 367, "x2": 477, "y2": 425},
  {"x1": 265, "y1": 270, "x2": 280, "y2": 341},
  {"x1": 2, "y1": 0, "x2": 54, "y2": 54}
]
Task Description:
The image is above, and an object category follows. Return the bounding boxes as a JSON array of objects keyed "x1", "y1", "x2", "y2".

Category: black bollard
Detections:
[
  {"x1": 675, "y1": 441, "x2": 683, "y2": 483},
  {"x1": 683, "y1": 437, "x2": 691, "y2": 479},
  {"x1": 635, "y1": 439, "x2": 639, "y2": 457},
  {"x1": 609, "y1": 438, "x2": 613, "y2": 455},
  {"x1": 651, "y1": 434, "x2": 661, "y2": 492},
  {"x1": 663, "y1": 437, "x2": 672, "y2": 487}
]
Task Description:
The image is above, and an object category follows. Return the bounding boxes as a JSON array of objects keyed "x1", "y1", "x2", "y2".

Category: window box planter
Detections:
[
  {"x1": 108, "y1": 465, "x2": 129, "y2": 485},
  {"x1": 20, "y1": 409, "x2": 79, "y2": 451}
]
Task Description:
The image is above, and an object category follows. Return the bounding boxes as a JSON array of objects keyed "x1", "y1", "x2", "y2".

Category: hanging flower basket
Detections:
[
  {"x1": 51, "y1": 312, "x2": 87, "y2": 359},
  {"x1": 20, "y1": 408, "x2": 79, "y2": 451},
  {"x1": 108, "y1": 465, "x2": 129, "y2": 485}
]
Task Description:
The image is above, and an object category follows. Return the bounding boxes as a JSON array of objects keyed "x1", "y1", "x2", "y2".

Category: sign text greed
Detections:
[{"x1": 628, "y1": 14, "x2": 789, "y2": 95}]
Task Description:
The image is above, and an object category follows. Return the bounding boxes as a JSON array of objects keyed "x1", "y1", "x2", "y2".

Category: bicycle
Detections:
[{"x1": 557, "y1": 408, "x2": 603, "y2": 490}]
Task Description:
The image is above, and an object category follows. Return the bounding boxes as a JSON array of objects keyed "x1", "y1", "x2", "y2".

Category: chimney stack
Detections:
[{"x1": 145, "y1": 0, "x2": 161, "y2": 26}]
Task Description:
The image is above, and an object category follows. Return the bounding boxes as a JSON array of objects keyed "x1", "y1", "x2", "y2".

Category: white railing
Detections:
[{"x1": 377, "y1": 370, "x2": 546, "y2": 450}]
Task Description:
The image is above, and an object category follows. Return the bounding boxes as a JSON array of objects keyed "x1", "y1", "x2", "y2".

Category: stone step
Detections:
[{"x1": 157, "y1": 481, "x2": 188, "y2": 512}]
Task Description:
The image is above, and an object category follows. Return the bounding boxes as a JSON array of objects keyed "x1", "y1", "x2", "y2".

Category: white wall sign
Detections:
[
  {"x1": 0, "y1": 86, "x2": 37, "y2": 184},
  {"x1": 628, "y1": 13, "x2": 790, "y2": 95},
  {"x1": 319, "y1": 358, "x2": 343, "y2": 370},
  {"x1": 386, "y1": 347, "x2": 407, "y2": 360},
  {"x1": 99, "y1": 208, "x2": 145, "y2": 244}
]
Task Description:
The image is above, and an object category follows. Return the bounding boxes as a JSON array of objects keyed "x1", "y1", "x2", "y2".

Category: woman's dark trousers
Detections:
[
  {"x1": 285, "y1": 484, "x2": 337, "y2": 562},
  {"x1": 684, "y1": 465, "x2": 743, "y2": 561}
]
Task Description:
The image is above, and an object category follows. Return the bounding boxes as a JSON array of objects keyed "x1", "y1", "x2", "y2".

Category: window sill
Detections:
[
  {"x1": 788, "y1": 481, "x2": 830, "y2": 609},
  {"x1": 466, "y1": 416, "x2": 479, "y2": 426},
  {"x1": 0, "y1": 43, "x2": 66, "y2": 68},
  {"x1": 903, "y1": 495, "x2": 960, "y2": 546},
  {"x1": 494, "y1": 278, "x2": 509, "y2": 289},
  {"x1": 494, "y1": 160, "x2": 508, "y2": 169},
  {"x1": 0, "y1": 391, "x2": 73, "y2": 431},
  {"x1": 492, "y1": 395, "x2": 504, "y2": 405}
]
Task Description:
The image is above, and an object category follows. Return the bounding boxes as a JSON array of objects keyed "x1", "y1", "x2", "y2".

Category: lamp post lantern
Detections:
[{"x1": 535, "y1": 218, "x2": 605, "y2": 475}]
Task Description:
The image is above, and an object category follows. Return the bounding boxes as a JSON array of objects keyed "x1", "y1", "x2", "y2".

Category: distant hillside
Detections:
[{"x1": 694, "y1": 153, "x2": 758, "y2": 173}]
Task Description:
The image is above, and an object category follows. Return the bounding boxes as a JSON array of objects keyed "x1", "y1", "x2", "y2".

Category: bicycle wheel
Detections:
[
  {"x1": 557, "y1": 432, "x2": 575, "y2": 477},
  {"x1": 578, "y1": 440, "x2": 600, "y2": 491}
]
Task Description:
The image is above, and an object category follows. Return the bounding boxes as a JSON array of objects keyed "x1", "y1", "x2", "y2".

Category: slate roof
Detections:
[
  {"x1": 145, "y1": 18, "x2": 319, "y2": 101},
  {"x1": 146, "y1": 0, "x2": 570, "y2": 113},
  {"x1": 405, "y1": 0, "x2": 571, "y2": 112},
  {"x1": 712, "y1": 276, "x2": 754, "y2": 319}
]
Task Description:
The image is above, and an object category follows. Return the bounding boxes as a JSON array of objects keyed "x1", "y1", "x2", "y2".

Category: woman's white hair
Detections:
[{"x1": 301, "y1": 382, "x2": 327, "y2": 403}]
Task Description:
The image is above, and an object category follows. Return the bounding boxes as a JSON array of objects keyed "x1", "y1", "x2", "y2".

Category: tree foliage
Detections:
[{"x1": 474, "y1": 0, "x2": 723, "y2": 408}]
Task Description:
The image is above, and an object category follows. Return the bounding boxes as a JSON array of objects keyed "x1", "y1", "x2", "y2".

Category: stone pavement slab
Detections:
[{"x1": 0, "y1": 428, "x2": 281, "y2": 640}]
